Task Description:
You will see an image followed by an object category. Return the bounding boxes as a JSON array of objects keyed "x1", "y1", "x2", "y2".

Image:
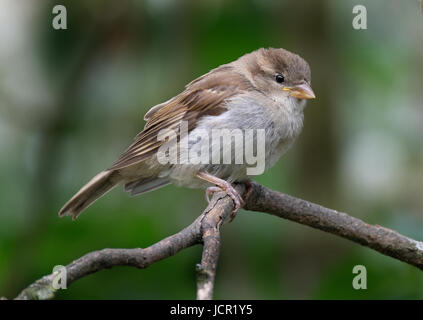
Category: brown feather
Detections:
[{"x1": 108, "y1": 65, "x2": 254, "y2": 170}]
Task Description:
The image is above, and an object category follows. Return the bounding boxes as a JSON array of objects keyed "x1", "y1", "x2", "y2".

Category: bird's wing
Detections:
[{"x1": 108, "y1": 66, "x2": 253, "y2": 170}]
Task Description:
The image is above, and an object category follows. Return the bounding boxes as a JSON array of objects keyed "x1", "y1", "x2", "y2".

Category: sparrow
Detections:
[{"x1": 59, "y1": 47, "x2": 315, "y2": 220}]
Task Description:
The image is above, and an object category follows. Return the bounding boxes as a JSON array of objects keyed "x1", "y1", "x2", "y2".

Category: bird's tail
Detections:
[{"x1": 59, "y1": 170, "x2": 121, "y2": 220}]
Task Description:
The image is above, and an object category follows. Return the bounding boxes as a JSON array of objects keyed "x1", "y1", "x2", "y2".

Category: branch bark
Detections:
[
  {"x1": 13, "y1": 182, "x2": 423, "y2": 300},
  {"x1": 244, "y1": 182, "x2": 423, "y2": 270}
]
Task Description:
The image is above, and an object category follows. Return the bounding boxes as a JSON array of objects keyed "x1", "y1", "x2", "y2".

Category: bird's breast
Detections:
[{"x1": 165, "y1": 93, "x2": 305, "y2": 186}]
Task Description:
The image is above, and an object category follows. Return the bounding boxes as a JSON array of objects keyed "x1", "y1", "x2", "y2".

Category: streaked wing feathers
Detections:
[{"x1": 109, "y1": 66, "x2": 252, "y2": 170}]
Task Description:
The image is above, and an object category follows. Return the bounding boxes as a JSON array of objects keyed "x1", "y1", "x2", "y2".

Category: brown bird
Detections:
[{"x1": 59, "y1": 47, "x2": 315, "y2": 220}]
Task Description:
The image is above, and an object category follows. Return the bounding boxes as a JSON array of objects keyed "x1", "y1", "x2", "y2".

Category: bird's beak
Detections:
[{"x1": 283, "y1": 82, "x2": 316, "y2": 100}]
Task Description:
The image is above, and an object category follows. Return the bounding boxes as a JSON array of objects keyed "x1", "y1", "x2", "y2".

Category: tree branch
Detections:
[
  {"x1": 12, "y1": 182, "x2": 423, "y2": 300},
  {"x1": 244, "y1": 182, "x2": 423, "y2": 270},
  {"x1": 195, "y1": 185, "x2": 236, "y2": 300}
]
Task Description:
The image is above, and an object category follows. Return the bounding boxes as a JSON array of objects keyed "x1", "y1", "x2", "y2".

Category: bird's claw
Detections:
[
  {"x1": 205, "y1": 186, "x2": 221, "y2": 203},
  {"x1": 205, "y1": 184, "x2": 244, "y2": 222}
]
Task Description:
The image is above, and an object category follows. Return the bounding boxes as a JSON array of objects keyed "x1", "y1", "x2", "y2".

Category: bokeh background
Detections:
[{"x1": 1, "y1": 0, "x2": 422, "y2": 299}]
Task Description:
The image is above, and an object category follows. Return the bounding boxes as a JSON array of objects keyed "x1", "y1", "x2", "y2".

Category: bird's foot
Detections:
[
  {"x1": 205, "y1": 184, "x2": 244, "y2": 222},
  {"x1": 197, "y1": 172, "x2": 244, "y2": 222},
  {"x1": 205, "y1": 186, "x2": 221, "y2": 203}
]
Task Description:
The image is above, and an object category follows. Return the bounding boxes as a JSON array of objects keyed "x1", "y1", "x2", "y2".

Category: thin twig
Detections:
[
  {"x1": 245, "y1": 182, "x2": 423, "y2": 270},
  {"x1": 14, "y1": 185, "x2": 244, "y2": 300},
  {"x1": 13, "y1": 182, "x2": 423, "y2": 300},
  {"x1": 195, "y1": 185, "x2": 244, "y2": 299},
  {"x1": 14, "y1": 219, "x2": 202, "y2": 300}
]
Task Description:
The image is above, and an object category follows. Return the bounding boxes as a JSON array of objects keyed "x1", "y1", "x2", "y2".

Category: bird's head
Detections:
[{"x1": 239, "y1": 47, "x2": 315, "y2": 103}]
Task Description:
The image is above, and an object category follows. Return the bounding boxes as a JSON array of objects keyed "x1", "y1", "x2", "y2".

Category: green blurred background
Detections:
[{"x1": 0, "y1": 0, "x2": 422, "y2": 299}]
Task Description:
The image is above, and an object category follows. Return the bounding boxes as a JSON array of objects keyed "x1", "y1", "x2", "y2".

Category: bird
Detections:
[{"x1": 59, "y1": 47, "x2": 315, "y2": 221}]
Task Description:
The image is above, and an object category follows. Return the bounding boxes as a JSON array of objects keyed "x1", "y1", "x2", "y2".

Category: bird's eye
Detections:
[{"x1": 275, "y1": 74, "x2": 285, "y2": 83}]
